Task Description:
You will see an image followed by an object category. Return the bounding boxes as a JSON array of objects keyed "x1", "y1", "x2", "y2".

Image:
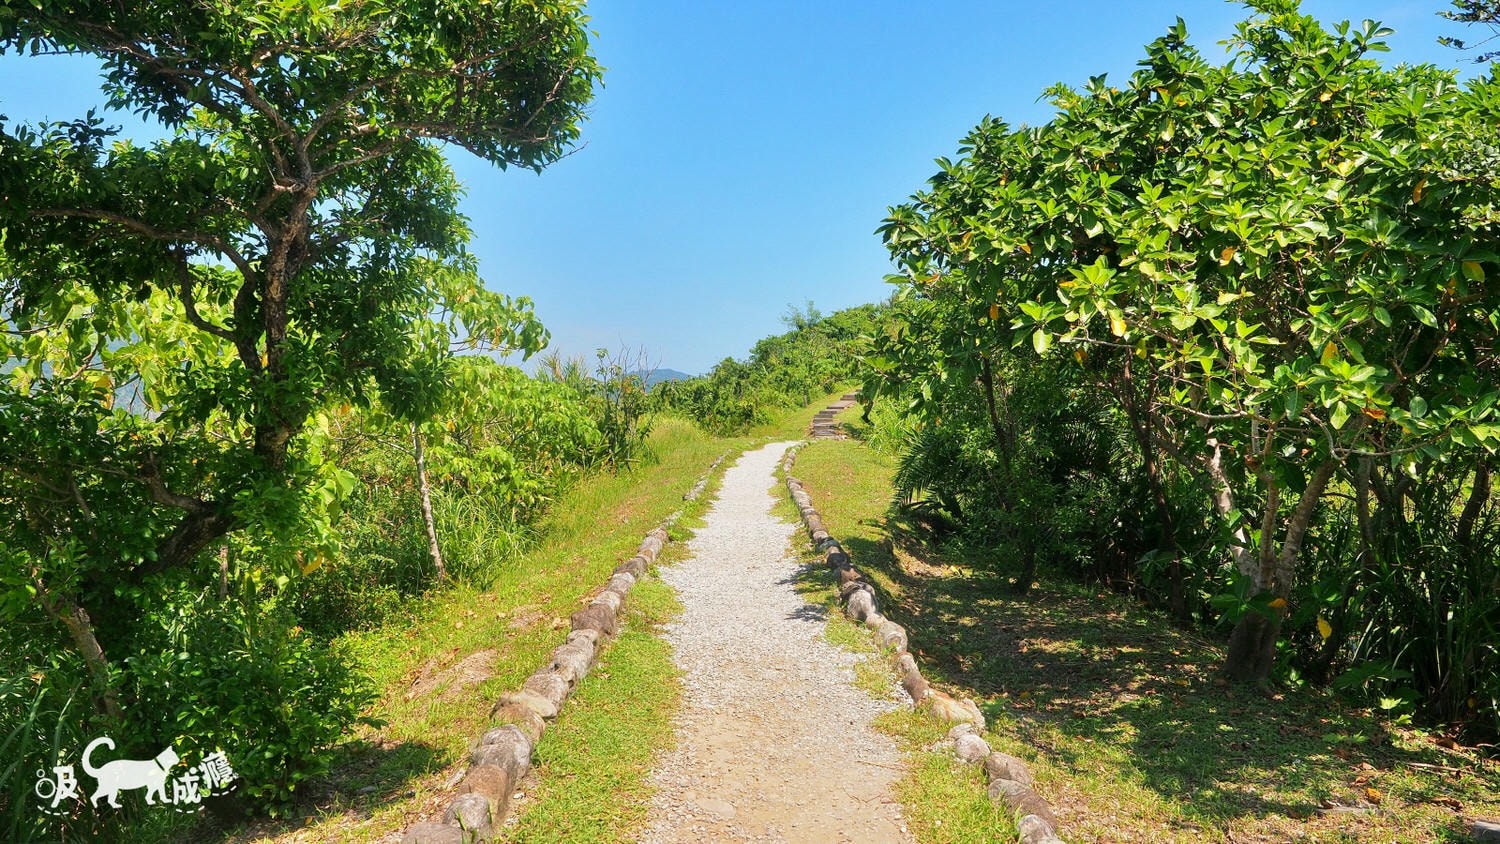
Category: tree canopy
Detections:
[
  {"x1": 872, "y1": 0, "x2": 1499, "y2": 685},
  {"x1": 0, "y1": 0, "x2": 599, "y2": 720}
]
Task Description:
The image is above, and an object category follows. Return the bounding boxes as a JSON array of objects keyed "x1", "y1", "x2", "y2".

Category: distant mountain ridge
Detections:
[{"x1": 630, "y1": 368, "x2": 695, "y2": 387}]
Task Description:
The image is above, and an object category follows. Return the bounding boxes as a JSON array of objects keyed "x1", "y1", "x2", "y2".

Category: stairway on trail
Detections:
[{"x1": 809, "y1": 392, "x2": 859, "y2": 439}]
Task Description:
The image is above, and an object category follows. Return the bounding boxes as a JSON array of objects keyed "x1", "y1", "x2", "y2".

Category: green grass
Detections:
[
  {"x1": 500, "y1": 577, "x2": 682, "y2": 842},
  {"x1": 198, "y1": 418, "x2": 729, "y2": 843},
  {"x1": 159, "y1": 392, "x2": 857, "y2": 842},
  {"x1": 791, "y1": 411, "x2": 1500, "y2": 844}
]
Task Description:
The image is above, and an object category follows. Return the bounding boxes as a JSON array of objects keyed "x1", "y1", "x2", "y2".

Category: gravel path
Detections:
[{"x1": 638, "y1": 442, "x2": 913, "y2": 843}]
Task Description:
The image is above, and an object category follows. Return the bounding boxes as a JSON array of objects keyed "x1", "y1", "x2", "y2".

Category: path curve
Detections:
[{"x1": 639, "y1": 441, "x2": 912, "y2": 843}]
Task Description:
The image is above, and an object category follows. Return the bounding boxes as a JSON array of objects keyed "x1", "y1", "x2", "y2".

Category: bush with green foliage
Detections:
[
  {"x1": 872, "y1": 0, "x2": 1499, "y2": 737},
  {"x1": 125, "y1": 585, "x2": 374, "y2": 814},
  {"x1": 656, "y1": 303, "x2": 887, "y2": 434}
]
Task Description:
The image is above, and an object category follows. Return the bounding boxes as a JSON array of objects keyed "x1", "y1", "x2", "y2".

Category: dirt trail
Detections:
[{"x1": 638, "y1": 441, "x2": 912, "y2": 844}]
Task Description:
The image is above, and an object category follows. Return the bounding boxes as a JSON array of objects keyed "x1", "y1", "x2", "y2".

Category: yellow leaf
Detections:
[
  {"x1": 1462, "y1": 260, "x2": 1485, "y2": 282},
  {"x1": 989, "y1": 303, "x2": 1001, "y2": 321},
  {"x1": 1110, "y1": 313, "x2": 1127, "y2": 337},
  {"x1": 1412, "y1": 178, "x2": 1427, "y2": 203},
  {"x1": 1074, "y1": 348, "x2": 1087, "y2": 364},
  {"x1": 1319, "y1": 90, "x2": 1333, "y2": 102},
  {"x1": 1268, "y1": 597, "x2": 1288, "y2": 610},
  {"x1": 1363, "y1": 406, "x2": 1386, "y2": 420},
  {"x1": 1321, "y1": 341, "x2": 1338, "y2": 366},
  {"x1": 1317, "y1": 617, "x2": 1333, "y2": 639},
  {"x1": 92, "y1": 371, "x2": 112, "y2": 391},
  {"x1": 1219, "y1": 246, "x2": 1237, "y2": 265},
  {"x1": 1019, "y1": 242, "x2": 1032, "y2": 255},
  {"x1": 1365, "y1": 787, "x2": 1382, "y2": 804}
]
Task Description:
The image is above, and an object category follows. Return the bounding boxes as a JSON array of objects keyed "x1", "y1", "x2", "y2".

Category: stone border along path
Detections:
[
  {"x1": 784, "y1": 397, "x2": 1067, "y2": 844},
  {"x1": 639, "y1": 441, "x2": 914, "y2": 843},
  {"x1": 398, "y1": 454, "x2": 728, "y2": 844}
]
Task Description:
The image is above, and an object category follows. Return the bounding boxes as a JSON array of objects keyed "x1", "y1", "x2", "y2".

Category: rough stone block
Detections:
[
  {"x1": 837, "y1": 567, "x2": 862, "y2": 585},
  {"x1": 954, "y1": 732, "x2": 991, "y2": 763},
  {"x1": 615, "y1": 556, "x2": 648, "y2": 578},
  {"x1": 550, "y1": 641, "x2": 595, "y2": 685},
  {"x1": 591, "y1": 591, "x2": 623, "y2": 615},
  {"x1": 1474, "y1": 821, "x2": 1500, "y2": 843},
  {"x1": 1016, "y1": 813, "x2": 1065, "y2": 844},
  {"x1": 488, "y1": 701, "x2": 545, "y2": 742},
  {"x1": 445, "y1": 793, "x2": 493, "y2": 835},
  {"x1": 845, "y1": 589, "x2": 877, "y2": 622},
  {"x1": 878, "y1": 620, "x2": 908, "y2": 652},
  {"x1": 472, "y1": 734, "x2": 533, "y2": 784},
  {"x1": 457, "y1": 763, "x2": 512, "y2": 820},
  {"x1": 988, "y1": 779, "x2": 1058, "y2": 828},
  {"x1": 921, "y1": 690, "x2": 985, "y2": 729},
  {"x1": 605, "y1": 572, "x2": 636, "y2": 595},
  {"x1": 984, "y1": 752, "x2": 1036, "y2": 789},
  {"x1": 810, "y1": 529, "x2": 832, "y2": 545},
  {"x1": 491, "y1": 690, "x2": 557, "y2": 721},
  {"x1": 402, "y1": 822, "x2": 465, "y2": 844},
  {"x1": 571, "y1": 603, "x2": 618, "y2": 637},
  {"x1": 567, "y1": 628, "x2": 601, "y2": 648},
  {"x1": 522, "y1": 670, "x2": 570, "y2": 707}
]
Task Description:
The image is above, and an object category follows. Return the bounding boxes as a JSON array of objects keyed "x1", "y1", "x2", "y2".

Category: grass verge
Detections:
[
  {"x1": 499, "y1": 577, "x2": 682, "y2": 842},
  {"x1": 792, "y1": 412, "x2": 1500, "y2": 844},
  {"x1": 199, "y1": 417, "x2": 727, "y2": 843},
  {"x1": 161, "y1": 391, "x2": 851, "y2": 843}
]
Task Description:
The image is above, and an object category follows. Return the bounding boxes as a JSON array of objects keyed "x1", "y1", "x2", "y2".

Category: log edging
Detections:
[
  {"x1": 781, "y1": 436, "x2": 1065, "y2": 844},
  {"x1": 398, "y1": 453, "x2": 728, "y2": 843}
]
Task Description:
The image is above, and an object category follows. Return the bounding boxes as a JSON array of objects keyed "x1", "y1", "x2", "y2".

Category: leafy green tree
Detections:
[
  {"x1": 0, "y1": 0, "x2": 599, "y2": 723},
  {"x1": 879, "y1": 1, "x2": 1499, "y2": 685}
]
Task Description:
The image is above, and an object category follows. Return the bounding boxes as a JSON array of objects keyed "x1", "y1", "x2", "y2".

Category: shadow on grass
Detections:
[
  {"x1": 209, "y1": 738, "x2": 447, "y2": 842},
  {"x1": 833, "y1": 513, "x2": 1498, "y2": 834}
]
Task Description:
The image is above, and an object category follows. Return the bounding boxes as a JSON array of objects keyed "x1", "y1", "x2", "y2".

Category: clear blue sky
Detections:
[{"x1": 0, "y1": 1, "x2": 1481, "y2": 374}]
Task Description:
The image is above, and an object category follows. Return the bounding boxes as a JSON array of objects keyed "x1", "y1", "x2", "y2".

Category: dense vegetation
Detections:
[
  {"x1": 653, "y1": 302, "x2": 885, "y2": 434},
  {"x1": 0, "y1": 1, "x2": 603, "y2": 838},
  {"x1": 866, "y1": 0, "x2": 1499, "y2": 739}
]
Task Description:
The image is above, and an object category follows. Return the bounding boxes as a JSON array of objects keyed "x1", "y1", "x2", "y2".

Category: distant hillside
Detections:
[{"x1": 631, "y1": 368, "x2": 695, "y2": 387}]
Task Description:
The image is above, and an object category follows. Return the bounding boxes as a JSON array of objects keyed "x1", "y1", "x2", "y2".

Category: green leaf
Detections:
[
  {"x1": 1032, "y1": 329, "x2": 1052, "y2": 355},
  {"x1": 1331, "y1": 401, "x2": 1351, "y2": 430}
]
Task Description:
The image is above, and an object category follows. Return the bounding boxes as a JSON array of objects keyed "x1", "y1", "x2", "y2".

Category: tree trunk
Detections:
[
  {"x1": 1204, "y1": 437, "x2": 1256, "y2": 578},
  {"x1": 31, "y1": 570, "x2": 122, "y2": 721},
  {"x1": 977, "y1": 355, "x2": 1014, "y2": 479},
  {"x1": 1115, "y1": 364, "x2": 1186, "y2": 621},
  {"x1": 1222, "y1": 458, "x2": 1339, "y2": 684},
  {"x1": 413, "y1": 423, "x2": 447, "y2": 581},
  {"x1": 1455, "y1": 456, "x2": 1491, "y2": 552}
]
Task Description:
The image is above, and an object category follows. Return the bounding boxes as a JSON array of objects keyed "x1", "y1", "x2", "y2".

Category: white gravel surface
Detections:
[{"x1": 637, "y1": 441, "x2": 912, "y2": 843}]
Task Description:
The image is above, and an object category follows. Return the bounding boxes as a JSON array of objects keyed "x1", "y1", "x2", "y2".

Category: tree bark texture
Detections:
[{"x1": 413, "y1": 423, "x2": 448, "y2": 581}]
